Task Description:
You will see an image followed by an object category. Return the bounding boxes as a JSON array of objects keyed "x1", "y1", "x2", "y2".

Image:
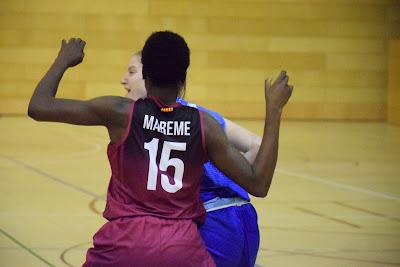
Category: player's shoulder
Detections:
[
  {"x1": 96, "y1": 96, "x2": 133, "y2": 113},
  {"x1": 96, "y1": 95, "x2": 132, "y2": 105},
  {"x1": 89, "y1": 96, "x2": 133, "y2": 127}
]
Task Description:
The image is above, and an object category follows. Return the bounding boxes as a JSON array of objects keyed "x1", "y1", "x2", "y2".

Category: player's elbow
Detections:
[
  {"x1": 258, "y1": 189, "x2": 269, "y2": 198},
  {"x1": 28, "y1": 103, "x2": 47, "y2": 121},
  {"x1": 247, "y1": 181, "x2": 269, "y2": 198},
  {"x1": 251, "y1": 187, "x2": 269, "y2": 198},
  {"x1": 249, "y1": 174, "x2": 272, "y2": 198},
  {"x1": 28, "y1": 103, "x2": 38, "y2": 120}
]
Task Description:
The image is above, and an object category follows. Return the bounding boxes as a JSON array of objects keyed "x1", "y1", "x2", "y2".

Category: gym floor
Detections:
[{"x1": 1, "y1": 117, "x2": 399, "y2": 267}]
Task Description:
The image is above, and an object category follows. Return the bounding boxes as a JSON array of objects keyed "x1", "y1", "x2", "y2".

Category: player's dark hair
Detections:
[{"x1": 141, "y1": 31, "x2": 190, "y2": 93}]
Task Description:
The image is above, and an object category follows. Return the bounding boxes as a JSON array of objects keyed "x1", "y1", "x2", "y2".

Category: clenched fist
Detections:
[
  {"x1": 265, "y1": 71, "x2": 293, "y2": 112},
  {"x1": 56, "y1": 38, "x2": 86, "y2": 68}
]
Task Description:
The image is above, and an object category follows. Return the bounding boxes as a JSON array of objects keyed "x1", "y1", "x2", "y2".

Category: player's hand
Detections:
[
  {"x1": 264, "y1": 71, "x2": 293, "y2": 112},
  {"x1": 56, "y1": 38, "x2": 86, "y2": 68}
]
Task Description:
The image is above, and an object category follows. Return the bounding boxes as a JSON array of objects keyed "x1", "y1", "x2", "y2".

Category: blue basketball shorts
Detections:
[{"x1": 199, "y1": 202, "x2": 260, "y2": 267}]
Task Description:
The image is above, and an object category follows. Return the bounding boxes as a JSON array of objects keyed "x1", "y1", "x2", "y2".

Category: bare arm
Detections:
[
  {"x1": 28, "y1": 38, "x2": 130, "y2": 141},
  {"x1": 205, "y1": 72, "x2": 293, "y2": 197},
  {"x1": 225, "y1": 119, "x2": 261, "y2": 163}
]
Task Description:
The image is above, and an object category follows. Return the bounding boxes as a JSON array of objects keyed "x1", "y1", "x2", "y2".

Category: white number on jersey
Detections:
[{"x1": 144, "y1": 138, "x2": 186, "y2": 193}]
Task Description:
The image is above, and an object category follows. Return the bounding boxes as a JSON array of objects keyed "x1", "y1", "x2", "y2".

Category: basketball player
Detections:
[
  {"x1": 122, "y1": 53, "x2": 262, "y2": 267},
  {"x1": 28, "y1": 31, "x2": 293, "y2": 266}
]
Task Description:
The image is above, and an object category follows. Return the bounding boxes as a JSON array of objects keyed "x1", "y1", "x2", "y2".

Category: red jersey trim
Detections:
[
  {"x1": 109, "y1": 100, "x2": 135, "y2": 148},
  {"x1": 198, "y1": 110, "x2": 208, "y2": 162}
]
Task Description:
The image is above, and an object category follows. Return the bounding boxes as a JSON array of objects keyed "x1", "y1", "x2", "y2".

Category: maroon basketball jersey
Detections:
[{"x1": 103, "y1": 96, "x2": 207, "y2": 223}]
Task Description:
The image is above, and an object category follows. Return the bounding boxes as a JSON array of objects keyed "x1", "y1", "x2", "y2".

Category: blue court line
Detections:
[
  {"x1": 0, "y1": 154, "x2": 101, "y2": 198},
  {"x1": 0, "y1": 228, "x2": 55, "y2": 267}
]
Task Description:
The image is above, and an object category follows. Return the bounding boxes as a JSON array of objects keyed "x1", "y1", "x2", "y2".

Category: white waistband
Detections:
[{"x1": 203, "y1": 197, "x2": 250, "y2": 212}]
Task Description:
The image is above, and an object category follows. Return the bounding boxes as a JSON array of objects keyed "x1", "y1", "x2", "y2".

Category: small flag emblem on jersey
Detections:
[{"x1": 161, "y1": 107, "x2": 173, "y2": 112}]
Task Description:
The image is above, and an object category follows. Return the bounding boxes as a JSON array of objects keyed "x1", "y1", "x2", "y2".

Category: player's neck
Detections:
[{"x1": 145, "y1": 80, "x2": 180, "y2": 105}]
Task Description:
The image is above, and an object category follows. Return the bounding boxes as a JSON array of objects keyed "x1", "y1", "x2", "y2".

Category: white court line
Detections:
[{"x1": 277, "y1": 169, "x2": 400, "y2": 203}]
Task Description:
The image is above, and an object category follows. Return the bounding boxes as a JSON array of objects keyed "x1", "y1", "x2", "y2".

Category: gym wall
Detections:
[{"x1": 0, "y1": 0, "x2": 399, "y2": 120}]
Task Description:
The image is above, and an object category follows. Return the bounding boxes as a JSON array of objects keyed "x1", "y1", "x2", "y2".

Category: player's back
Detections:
[
  {"x1": 84, "y1": 96, "x2": 215, "y2": 267},
  {"x1": 103, "y1": 96, "x2": 207, "y2": 223}
]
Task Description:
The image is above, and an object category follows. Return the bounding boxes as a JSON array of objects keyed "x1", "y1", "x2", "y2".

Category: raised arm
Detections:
[
  {"x1": 204, "y1": 71, "x2": 293, "y2": 197},
  {"x1": 28, "y1": 38, "x2": 130, "y2": 140}
]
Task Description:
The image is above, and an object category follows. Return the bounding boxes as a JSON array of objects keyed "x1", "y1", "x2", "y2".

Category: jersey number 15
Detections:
[{"x1": 144, "y1": 138, "x2": 186, "y2": 193}]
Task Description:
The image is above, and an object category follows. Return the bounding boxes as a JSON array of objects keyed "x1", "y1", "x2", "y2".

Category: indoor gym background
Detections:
[{"x1": 0, "y1": 0, "x2": 400, "y2": 266}]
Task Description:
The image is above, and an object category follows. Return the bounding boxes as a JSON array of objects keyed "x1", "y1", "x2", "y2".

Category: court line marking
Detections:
[
  {"x1": 89, "y1": 195, "x2": 106, "y2": 215},
  {"x1": 0, "y1": 154, "x2": 100, "y2": 266},
  {"x1": 3, "y1": 153, "x2": 399, "y2": 206},
  {"x1": 0, "y1": 228, "x2": 55, "y2": 267},
  {"x1": 2, "y1": 145, "x2": 399, "y2": 264},
  {"x1": 295, "y1": 207, "x2": 361, "y2": 229},
  {"x1": 2, "y1": 129, "x2": 399, "y2": 266},
  {"x1": 333, "y1": 201, "x2": 400, "y2": 223},
  {"x1": 0, "y1": 154, "x2": 101, "y2": 198},
  {"x1": 60, "y1": 241, "x2": 90, "y2": 267},
  {"x1": 277, "y1": 169, "x2": 400, "y2": 202}
]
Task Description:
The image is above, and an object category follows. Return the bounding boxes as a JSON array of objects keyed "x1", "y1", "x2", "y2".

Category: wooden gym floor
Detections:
[{"x1": 0, "y1": 116, "x2": 399, "y2": 267}]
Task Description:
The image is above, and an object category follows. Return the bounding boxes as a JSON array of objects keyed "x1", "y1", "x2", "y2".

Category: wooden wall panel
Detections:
[
  {"x1": 387, "y1": 40, "x2": 400, "y2": 125},
  {"x1": 0, "y1": 0, "x2": 399, "y2": 120}
]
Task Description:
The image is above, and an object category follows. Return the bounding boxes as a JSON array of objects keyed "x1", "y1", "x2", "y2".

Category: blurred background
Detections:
[
  {"x1": 0, "y1": 0, "x2": 399, "y2": 121},
  {"x1": 1, "y1": 0, "x2": 400, "y2": 266}
]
